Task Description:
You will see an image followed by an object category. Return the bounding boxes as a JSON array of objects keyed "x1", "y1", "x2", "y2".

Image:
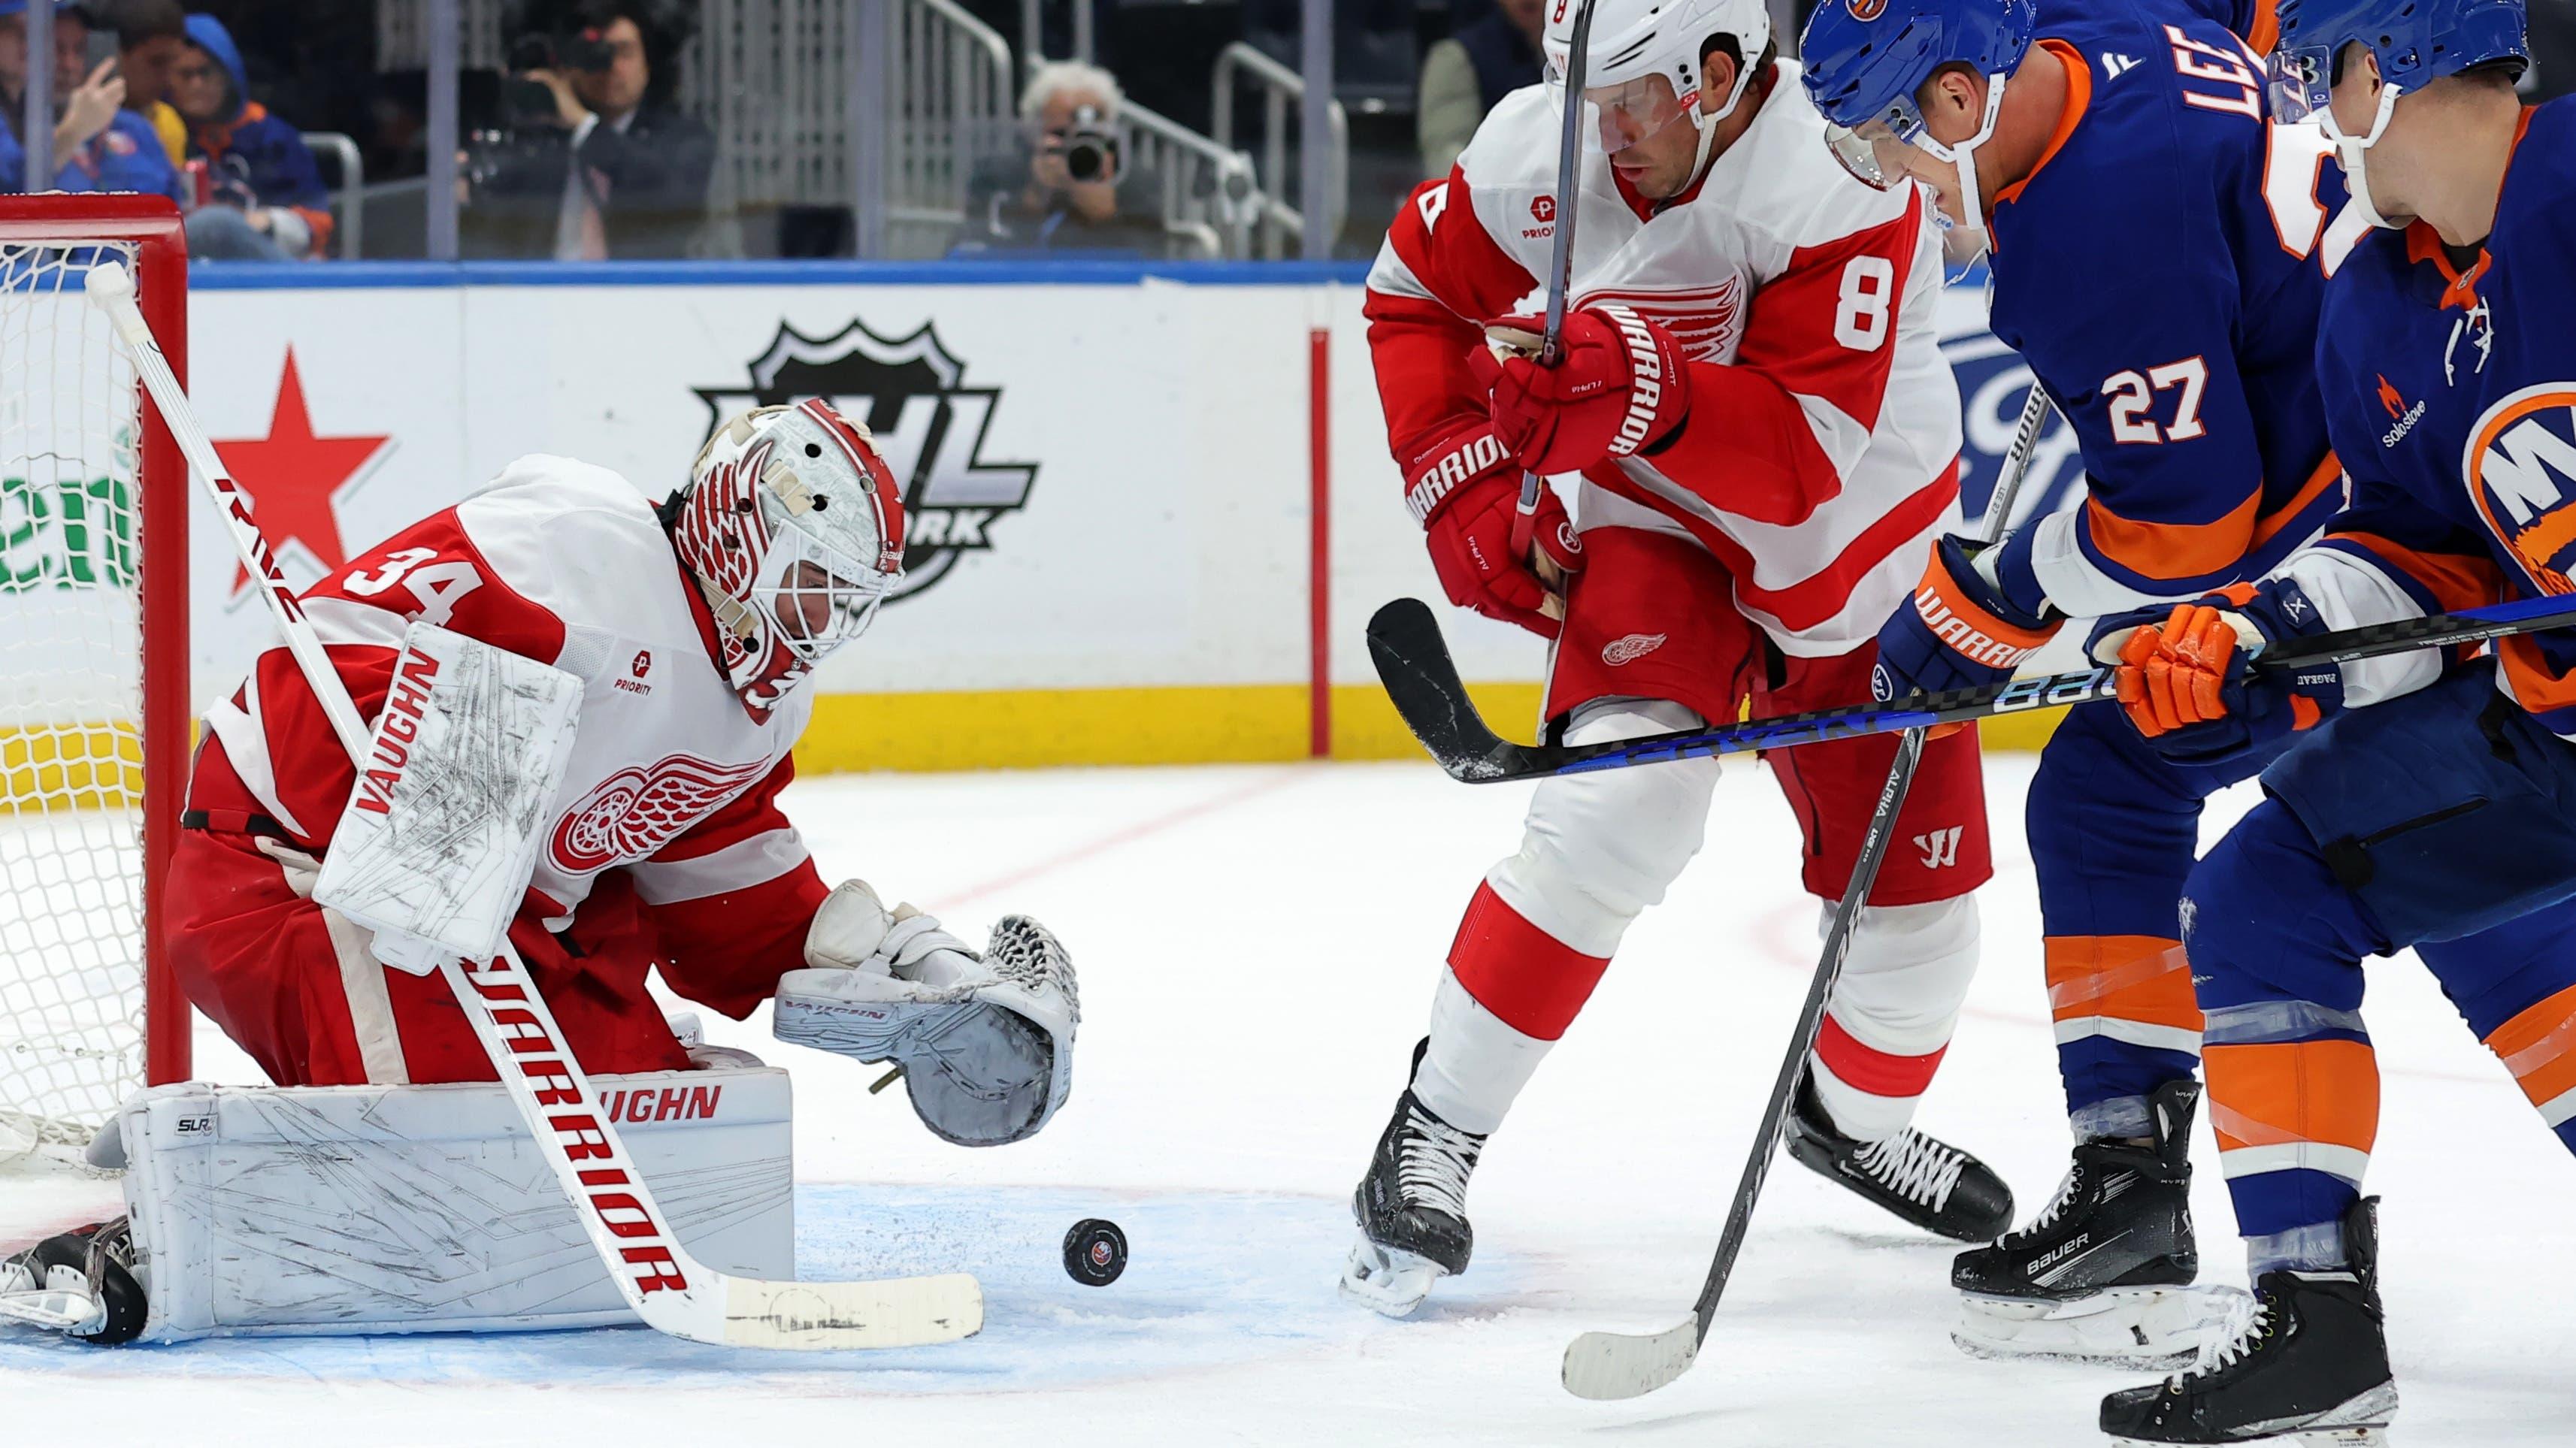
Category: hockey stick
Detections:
[
  {"x1": 1371, "y1": 590, "x2": 2576, "y2": 786},
  {"x1": 84, "y1": 262, "x2": 981, "y2": 1351},
  {"x1": 1504, "y1": 0, "x2": 1594, "y2": 561},
  {"x1": 1560, "y1": 389, "x2": 2054, "y2": 1400}
]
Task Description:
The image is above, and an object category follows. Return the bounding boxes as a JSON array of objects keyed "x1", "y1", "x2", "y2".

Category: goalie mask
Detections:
[{"x1": 672, "y1": 401, "x2": 905, "y2": 718}]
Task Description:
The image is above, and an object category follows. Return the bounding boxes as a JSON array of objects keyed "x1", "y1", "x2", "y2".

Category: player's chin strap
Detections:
[
  {"x1": 2325, "y1": 82, "x2": 2408, "y2": 231},
  {"x1": 1906, "y1": 69, "x2": 2011, "y2": 271}
]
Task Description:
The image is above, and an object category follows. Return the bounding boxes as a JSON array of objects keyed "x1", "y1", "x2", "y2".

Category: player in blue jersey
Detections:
[
  {"x1": 1800, "y1": 0, "x2": 2364, "y2": 1367},
  {"x1": 2087, "y1": 0, "x2": 2576, "y2": 1440}
]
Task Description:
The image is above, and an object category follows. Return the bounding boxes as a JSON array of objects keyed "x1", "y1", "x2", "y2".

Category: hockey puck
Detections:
[{"x1": 1062, "y1": 1218, "x2": 1127, "y2": 1286}]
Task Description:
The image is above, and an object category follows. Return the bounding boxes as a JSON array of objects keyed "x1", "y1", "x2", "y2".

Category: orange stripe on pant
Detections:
[
  {"x1": 2203, "y1": 1038, "x2": 2381, "y2": 1182},
  {"x1": 2045, "y1": 936, "x2": 2205, "y2": 1047},
  {"x1": 2485, "y1": 981, "x2": 2576, "y2": 1116}
]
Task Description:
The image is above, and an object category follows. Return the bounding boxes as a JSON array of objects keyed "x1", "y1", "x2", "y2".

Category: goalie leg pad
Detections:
[{"x1": 92, "y1": 1065, "x2": 790, "y2": 1342}]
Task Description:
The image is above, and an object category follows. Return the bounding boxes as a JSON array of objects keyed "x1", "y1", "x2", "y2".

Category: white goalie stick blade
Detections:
[
  {"x1": 1562, "y1": 1317, "x2": 1701, "y2": 1401},
  {"x1": 713, "y1": 1272, "x2": 983, "y2": 1350}
]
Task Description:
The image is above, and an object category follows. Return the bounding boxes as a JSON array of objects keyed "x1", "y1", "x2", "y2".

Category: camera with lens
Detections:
[
  {"x1": 1058, "y1": 104, "x2": 1120, "y2": 184},
  {"x1": 501, "y1": 29, "x2": 615, "y2": 126}
]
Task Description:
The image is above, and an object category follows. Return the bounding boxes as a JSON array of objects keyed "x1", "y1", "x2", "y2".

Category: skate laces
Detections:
[
  {"x1": 2009, "y1": 1161, "x2": 2087, "y2": 1242},
  {"x1": 1397, "y1": 1104, "x2": 1484, "y2": 1219},
  {"x1": 1851, "y1": 1129, "x2": 1967, "y2": 1208},
  {"x1": 2178, "y1": 1290, "x2": 2273, "y2": 1383}
]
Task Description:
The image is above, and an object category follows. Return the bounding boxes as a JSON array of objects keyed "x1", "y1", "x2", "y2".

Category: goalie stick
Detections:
[
  {"x1": 1504, "y1": 0, "x2": 1594, "y2": 561},
  {"x1": 1559, "y1": 388, "x2": 2053, "y2": 1400},
  {"x1": 1372, "y1": 589, "x2": 2576, "y2": 787},
  {"x1": 83, "y1": 261, "x2": 981, "y2": 1352}
]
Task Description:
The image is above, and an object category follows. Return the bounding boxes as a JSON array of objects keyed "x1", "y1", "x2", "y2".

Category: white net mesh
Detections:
[{"x1": 0, "y1": 239, "x2": 150, "y2": 1165}]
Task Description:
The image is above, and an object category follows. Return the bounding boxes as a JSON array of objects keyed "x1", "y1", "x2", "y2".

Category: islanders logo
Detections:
[
  {"x1": 1849, "y1": 0, "x2": 1890, "y2": 20},
  {"x1": 2465, "y1": 383, "x2": 2576, "y2": 594}
]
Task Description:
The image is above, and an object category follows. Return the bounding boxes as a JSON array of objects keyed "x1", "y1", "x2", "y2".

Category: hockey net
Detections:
[{"x1": 0, "y1": 198, "x2": 190, "y2": 1166}]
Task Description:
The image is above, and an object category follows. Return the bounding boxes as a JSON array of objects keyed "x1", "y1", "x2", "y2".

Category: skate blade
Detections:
[
  {"x1": 1955, "y1": 1284, "x2": 2250, "y2": 1369},
  {"x1": 2104, "y1": 1380, "x2": 2396, "y2": 1446},
  {"x1": 1337, "y1": 1239, "x2": 1443, "y2": 1319}
]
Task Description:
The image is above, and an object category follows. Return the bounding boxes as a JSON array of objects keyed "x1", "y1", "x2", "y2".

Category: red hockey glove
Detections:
[
  {"x1": 1472, "y1": 304, "x2": 1692, "y2": 477},
  {"x1": 1400, "y1": 418, "x2": 1583, "y2": 639}
]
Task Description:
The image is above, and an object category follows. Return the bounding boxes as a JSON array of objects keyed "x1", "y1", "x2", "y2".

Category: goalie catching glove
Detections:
[{"x1": 773, "y1": 881, "x2": 1079, "y2": 1147}]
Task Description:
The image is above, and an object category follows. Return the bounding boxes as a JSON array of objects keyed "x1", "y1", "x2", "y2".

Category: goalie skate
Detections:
[{"x1": 0, "y1": 1219, "x2": 146, "y2": 1345}]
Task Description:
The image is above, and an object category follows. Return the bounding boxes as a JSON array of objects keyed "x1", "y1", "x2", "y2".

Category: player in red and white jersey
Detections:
[
  {"x1": 170, "y1": 400, "x2": 1077, "y2": 1147},
  {"x1": 1342, "y1": 0, "x2": 2011, "y2": 1317}
]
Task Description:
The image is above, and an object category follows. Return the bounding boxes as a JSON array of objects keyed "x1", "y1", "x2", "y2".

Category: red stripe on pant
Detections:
[
  {"x1": 1813, "y1": 1013, "x2": 1948, "y2": 1098},
  {"x1": 1447, "y1": 882, "x2": 1611, "y2": 1042}
]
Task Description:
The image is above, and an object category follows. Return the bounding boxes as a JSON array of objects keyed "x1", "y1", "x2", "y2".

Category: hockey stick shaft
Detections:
[
  {"x1": 1506, "y1": 0, "x2": 1593, "y2": 561},
  {"x1": 84, "y1": 262, "x2": 977, "y2": 1350},
  {"x1": 1377, "y1": 589, "x2": 2576, "y2": 786},
  {"x1": 1682, "y1": 394, "x2": 2051, "y2": 1323}
]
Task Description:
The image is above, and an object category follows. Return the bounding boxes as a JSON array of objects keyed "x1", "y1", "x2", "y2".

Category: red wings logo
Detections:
[
  {"x1": 549, "y1": 754, "x2": 773, "y2": 873},
  {"x1": 1579, "y1": 279, "x2": 1747, "y2": 362}
]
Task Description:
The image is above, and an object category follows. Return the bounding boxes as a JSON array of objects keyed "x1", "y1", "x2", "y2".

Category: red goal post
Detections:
[{"x1": 0, "y1": 195, "x2": 191, "y2": 1158}]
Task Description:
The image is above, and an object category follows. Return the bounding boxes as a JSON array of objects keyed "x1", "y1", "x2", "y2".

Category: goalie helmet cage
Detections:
[{"x1": 0, "y1": 195, "x2": 191, "y2": 1159}]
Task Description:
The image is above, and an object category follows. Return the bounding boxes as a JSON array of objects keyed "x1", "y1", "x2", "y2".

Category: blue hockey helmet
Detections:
[
  {"x1": 2267, "y1": 0, "x2": 2529, "y2": 126},
  {"x1": 1799, "y1": 0, "x2": 2037, "y2": 187}
]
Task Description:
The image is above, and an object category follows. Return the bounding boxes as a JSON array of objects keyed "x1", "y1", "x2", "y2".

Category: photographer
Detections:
[
  {"x1": 957, "y1": 59, "x2": 1167, "y2": 255},
  {"x1": 462, "y1": 0, "x2": 713, "y2": 260}
]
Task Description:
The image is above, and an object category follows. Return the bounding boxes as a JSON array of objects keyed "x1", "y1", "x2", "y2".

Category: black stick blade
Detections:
[{"x1": 1365, "y1": 598, "x2": 1529, "y2": 781}]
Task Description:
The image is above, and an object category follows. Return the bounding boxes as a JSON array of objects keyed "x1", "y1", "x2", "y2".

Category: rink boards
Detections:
[{"x1": 10, "y1": 261, "x2": 2083, "y2": 772}]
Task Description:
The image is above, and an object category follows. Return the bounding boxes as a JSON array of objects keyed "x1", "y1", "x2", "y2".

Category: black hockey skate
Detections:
[
  {"x1": 0, "y1": 1217, "x2": 146, "y2": 1344},
  {"x1": 1784, "y1": 1075, "x2": 2013, "y2": 1242},
  {"x1": 1953, "y1": 1079, "x2": 2236, "y2": 1366},
  {"x1": 2100, "y1": 1198, "x2": 2396, "y2": 1446},
  {"x1": 1340, "y1": 1041, "x2": 1488, "y2": 1318}
]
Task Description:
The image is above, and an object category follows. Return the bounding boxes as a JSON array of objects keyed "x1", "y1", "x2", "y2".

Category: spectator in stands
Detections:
[
  {"x1": 0, "y1": 1, "x2": 182, "y2": 199},
  {"x1": 462, "y1": 0, "x2": 716, "y2": 260},
  {"x1": 107, "y1": 0, "x2": 182, "y2": 165},
  {"x1": 1417, "y1": 0, "x2": 1545, "y2": 177},
  {"x1": 169, "y1": 14, "x2": 328, "y2": 261},
  {"x1": 956, "y1": 59, "x2": 1169, "y2": 256}
]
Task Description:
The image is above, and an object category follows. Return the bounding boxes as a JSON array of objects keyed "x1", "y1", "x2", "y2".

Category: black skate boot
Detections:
[
  {"x1": 1953, "y1": 1079, "x2": 2233, "y2": 1366},
  {"x1": 1785, "y1": 1075, "x2": 2014, "y2": 1242},
  {"x1": 2099, "y1": 1197, "x2": 2396, "y2": 1446},
  {"x1": 0, "y1": 1217, "x2": 146, "y2": 1344},
  {"x1": 1340, "y1": 1040, "x2": 1488, "y2": 1318}
]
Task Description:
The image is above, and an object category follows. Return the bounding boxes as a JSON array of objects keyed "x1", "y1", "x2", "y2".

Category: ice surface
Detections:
[{"x1": 3, "y1": 756, "x2": 2569, "y2": 1446}]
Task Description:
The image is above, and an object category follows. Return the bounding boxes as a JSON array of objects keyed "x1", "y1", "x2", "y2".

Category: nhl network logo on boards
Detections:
[{"x1": 695, "y1": 319, "x2": 1039, "y2": 603}]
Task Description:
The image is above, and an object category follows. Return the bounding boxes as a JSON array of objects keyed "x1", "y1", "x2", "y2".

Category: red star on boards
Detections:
[{"x1": 213, "y1": 349, "x2": 391, "y2": 594}]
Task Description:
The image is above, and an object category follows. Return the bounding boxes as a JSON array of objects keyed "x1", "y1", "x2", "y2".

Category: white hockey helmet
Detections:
[
  {"x1": 1546, "y1": 0, "x2": 1772, "y2": 156},
  {"x1": 673, "y1": 399, "x2": 905, "y2": 718}
]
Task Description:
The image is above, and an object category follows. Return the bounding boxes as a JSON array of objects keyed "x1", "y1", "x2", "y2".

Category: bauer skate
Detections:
[
  {"x1": 0, "y1": 1217, "x2": 146, "y2": 1344},
  {"x1": 2099, "y1": 1198, "x2": 2395, "y2": 1446},
  {"x1": 1784, "y1": 1076, "x2": 2013, "y2": 1241},
  {"x1": 1953, "y1": 1080, "x2": 2242, "y2": 1368},
  {"x1": 1340, "y1": 1044, "x2": 1487, "y2": 1318}
]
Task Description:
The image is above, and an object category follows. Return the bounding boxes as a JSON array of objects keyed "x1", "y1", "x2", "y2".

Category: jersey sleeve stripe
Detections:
[
  {"x1": 629, "y1": 826, "x2": 811, "y2": 905},
  {"x1": 2313, "y1": 531, "x2": 2505, "y2": 617},
  {"x1": 2077, "y1": 452, "x2": 2344, "y2": 592}
]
